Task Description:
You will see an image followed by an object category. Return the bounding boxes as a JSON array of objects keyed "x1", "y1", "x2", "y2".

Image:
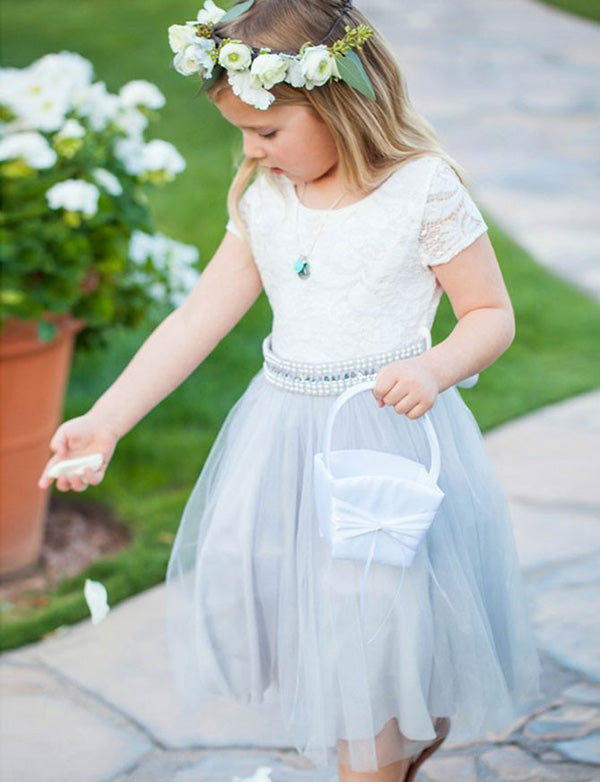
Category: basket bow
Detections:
[{"x1": 331, "y1": 498, "x2": 435, "y2": 557}]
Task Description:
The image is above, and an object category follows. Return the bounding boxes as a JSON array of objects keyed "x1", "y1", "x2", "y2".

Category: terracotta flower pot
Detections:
[{"x1": 0, "y1": 315, "x2": 84, "y2": 579}]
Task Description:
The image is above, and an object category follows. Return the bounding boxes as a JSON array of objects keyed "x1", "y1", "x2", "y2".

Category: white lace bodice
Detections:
[{"x1": 226, "y1": 155, "x2": 487, "y2": 363}]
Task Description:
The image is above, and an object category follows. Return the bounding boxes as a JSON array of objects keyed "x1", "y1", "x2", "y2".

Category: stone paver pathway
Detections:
[{"x1": 367, "y1": 0, "x2": 600, "y2": 300}]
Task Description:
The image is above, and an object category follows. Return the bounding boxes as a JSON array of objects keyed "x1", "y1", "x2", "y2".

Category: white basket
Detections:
[{"x1": 313, "y1": 379, "x2": 445, "y2": 639}]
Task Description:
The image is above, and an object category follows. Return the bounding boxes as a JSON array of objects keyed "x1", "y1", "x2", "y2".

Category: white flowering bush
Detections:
[{"x1": 0, "y1": 51, "x2": 200, "y2": 347}]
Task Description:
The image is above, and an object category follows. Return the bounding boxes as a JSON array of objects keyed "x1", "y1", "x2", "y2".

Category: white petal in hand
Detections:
[
  {"x1": 47, "y1": 453, "x2": 103, "y2": 478},
  {"x1": 84, "y1": 579, "x2": 110, "y2": 624}
]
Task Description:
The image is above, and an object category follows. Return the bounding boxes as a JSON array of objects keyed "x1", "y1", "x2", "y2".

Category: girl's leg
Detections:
[
  {"x1": 337, "y1": 755, "x2": 411, "y2": 782},
  {"x1": 336, "y1": 717, "x2": 413, "y2": 782}
]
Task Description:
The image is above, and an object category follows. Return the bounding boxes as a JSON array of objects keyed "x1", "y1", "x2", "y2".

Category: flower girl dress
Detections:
[{"x1": 165, "y1": 155, "x2": 540, "y2": 773}]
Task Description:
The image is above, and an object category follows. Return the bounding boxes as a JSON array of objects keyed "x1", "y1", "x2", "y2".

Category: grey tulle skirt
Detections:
[{"x1": 164, "y1": 365, "x2": 541, "y2": 773}]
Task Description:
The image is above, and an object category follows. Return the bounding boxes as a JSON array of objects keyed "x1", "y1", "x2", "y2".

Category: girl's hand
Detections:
[
  {"x1": 37, "y1": 414, "x2": 119, "y2": 493},
  {"x1": 372, "y1": 357, "x2": 440, "y2": 419}
]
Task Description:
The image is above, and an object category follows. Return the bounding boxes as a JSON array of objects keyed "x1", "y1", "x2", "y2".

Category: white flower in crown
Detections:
[
  {"x1": 195, "y1": 0, "x2": 227, "y2": 26},
  {"x1": 250, "y1": 53, "x2": 288, "y2": 89},
  {"x1": 218, "y1": 41, "x2": 253, "y2": 71},
  {"x1": 167, "y1": 5, "x2": 376, "y2": 109},
  {"x1": 173, "y1": 38, "x2": 216, "y2": 78},
  {"x1": 282, "y1": 55, "x2": 307, "y2": 88},
  {"x1": 227, "y1": 70, "x2": 274, "y2": 110},
  {"x1": 168, "y1": 23, "x2": 199, "y2": 55},
  {"x1": 301, "y1": 45, "x2": 341, "y2": 89}
]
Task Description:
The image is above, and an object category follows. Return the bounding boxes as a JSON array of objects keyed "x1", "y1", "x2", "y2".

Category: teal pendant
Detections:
[{"x1": 294, "y1": 255, "x2": 311, "y2": 279}]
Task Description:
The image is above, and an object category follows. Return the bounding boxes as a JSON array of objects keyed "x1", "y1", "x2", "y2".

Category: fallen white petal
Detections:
[
  {"x1": 84, "y1": 579, "x2": 110, "y2": 624},
  {"x1": 232, "y1": 767, "x2": 273, "y2": 782}
]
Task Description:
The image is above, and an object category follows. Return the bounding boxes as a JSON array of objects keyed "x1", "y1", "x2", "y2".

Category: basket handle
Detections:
[{"x1": 322, "y1": 378, "x2": 441, "y2": 483}]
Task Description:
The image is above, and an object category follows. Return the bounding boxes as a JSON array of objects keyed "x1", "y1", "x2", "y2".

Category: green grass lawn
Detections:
[
  {"x1": 1, "y1": 0, "x2": 599, "y2": 650},
  {"x1": 535, "y1": 0, "x2": 600, "y2": 22}
]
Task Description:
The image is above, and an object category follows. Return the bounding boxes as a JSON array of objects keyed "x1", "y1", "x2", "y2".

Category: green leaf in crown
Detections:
[
  {"x1": 335, "y1": 50, "x2": 376, "y2": 101},
  {"x1": 219, "y1": 0, "x2": 255, "y2": 25}
]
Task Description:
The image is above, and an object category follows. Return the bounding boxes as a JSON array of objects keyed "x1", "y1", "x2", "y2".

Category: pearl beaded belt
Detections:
[{"x1": 261, "y1": 332, "x2": 429, "y2": 396}]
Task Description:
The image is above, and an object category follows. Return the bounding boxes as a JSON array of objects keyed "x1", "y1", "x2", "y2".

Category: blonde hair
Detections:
[{"x1": 207, "y1": 0, "x2": 467, "y2": 241}]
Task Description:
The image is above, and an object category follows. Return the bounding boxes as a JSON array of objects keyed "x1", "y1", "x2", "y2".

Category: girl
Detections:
[{"x1": 39, "y1": 1, "x2": 541, "y2": 780}]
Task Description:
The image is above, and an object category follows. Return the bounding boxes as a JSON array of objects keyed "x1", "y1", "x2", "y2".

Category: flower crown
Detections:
[{"x1": 168, "y1": 0, "x2": 375, "y2": 110}]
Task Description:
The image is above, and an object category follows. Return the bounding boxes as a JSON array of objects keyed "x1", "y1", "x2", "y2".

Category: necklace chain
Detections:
[{"x1": 293, "y1": 182, "x2": 347, "y2": 280}]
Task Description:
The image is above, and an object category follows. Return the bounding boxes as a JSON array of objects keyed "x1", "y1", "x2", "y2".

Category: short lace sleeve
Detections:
[
  {"x1": 418, "y1": 159, "x2": 488, "y2": 267},
  {"x1": 225, "y1": 179, "x2": 256, "y2": 240}
]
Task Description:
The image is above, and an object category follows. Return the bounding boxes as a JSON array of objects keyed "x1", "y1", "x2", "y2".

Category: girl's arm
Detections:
[
  {"x1": 90, "y1": 230, "x2": 262, "y2": 438},
  {"x1": 39, "y1": 231, "x2": 261, "y2": 490},
  {"x1": 374, "y1": 233, "x2": 515, "y2": 417},
  {"x1": 420, "y1": 232, "x2": 515, "y2": 388}
]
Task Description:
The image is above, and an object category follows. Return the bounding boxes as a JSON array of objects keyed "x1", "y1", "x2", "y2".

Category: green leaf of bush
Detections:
[{"x1": 37, "y1": 320, "x2": 58, "y2": 342}]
